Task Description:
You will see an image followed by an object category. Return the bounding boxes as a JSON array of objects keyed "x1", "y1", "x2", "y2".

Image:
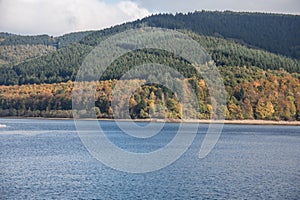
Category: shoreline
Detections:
[{"x1": 1, "y1": 117, "x2": 299, "y2": 126}]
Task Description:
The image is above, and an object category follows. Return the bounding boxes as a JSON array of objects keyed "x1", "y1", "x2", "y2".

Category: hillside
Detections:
[
  {"x1": 0, "y1": 11, "x2": 299, "y2": 57},
  {"x1": 141, "y1": 11, "x2": 300, "y2": 59},
  {"x1": 0, "y1": 44, "x2": 56, "y2": 66},
  {"x1": 0, "y1": 67, "x2": 299, "y2": 120},
  {"x1": 0, "y1": 31, "x2": 94, "y2": 49},
  {"x1": 0, "y1": 31, "x2": 299, "y2": 86},
  {"x1": 0, "y1": 11, "x2": 299, "y2": 120}
]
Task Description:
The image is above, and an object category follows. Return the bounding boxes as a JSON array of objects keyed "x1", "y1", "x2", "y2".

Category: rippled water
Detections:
[{"x1": 0, "y1": 119, "x2": 299, "y2": 199}]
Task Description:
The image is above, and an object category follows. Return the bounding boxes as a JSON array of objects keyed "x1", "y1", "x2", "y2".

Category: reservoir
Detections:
[{"x1": 0, "y1": 119, "x2": 299, "y2": 199}]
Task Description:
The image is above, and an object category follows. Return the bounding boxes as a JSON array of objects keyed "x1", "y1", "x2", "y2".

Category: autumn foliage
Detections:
[{"x1": 0, "y1": 66, "x2": 299, "y2": 121}]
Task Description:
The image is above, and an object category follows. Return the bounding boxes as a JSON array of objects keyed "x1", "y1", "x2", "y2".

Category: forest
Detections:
[
  {"x1": 0, "y1": 11, "x2": 299, "y2": 121},
  {"x1": 0, "y1": 32, "x2": 299, "y2": 86},
  {"x1": 141, "y1": 11, "x2": 300, "y2": 59},
  {"x1": 0, "y1": 66, "x2": 299, "y2": 121}
]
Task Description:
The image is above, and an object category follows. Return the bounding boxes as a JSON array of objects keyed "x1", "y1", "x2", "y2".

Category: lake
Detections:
[{"x1": 0, "y1": 119, "x2": 299, "y2": 199}]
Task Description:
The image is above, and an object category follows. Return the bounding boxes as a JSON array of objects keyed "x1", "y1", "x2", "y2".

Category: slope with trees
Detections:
[
  {"x1": 141, "y1": 11, "x2": 300, "y2": 59},
  {"x1": 0, "y1": 11, "x2": 299, "y2": 121},
  {"x1": 0, "y1": 67, "x2": 299, "y2": 120},
  {"x1": 0, "y1": 31, "x2": 299, "y2": 85}
]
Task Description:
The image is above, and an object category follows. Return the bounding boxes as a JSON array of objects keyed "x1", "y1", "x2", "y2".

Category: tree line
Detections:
[{"x1": 0, "y1": 66, "x2": 299, "y2": 120}]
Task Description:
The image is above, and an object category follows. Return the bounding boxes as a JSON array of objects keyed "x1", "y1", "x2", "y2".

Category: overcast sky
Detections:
[{"x1": 0, "y1": 0, "x2": 299, "y2": 36}]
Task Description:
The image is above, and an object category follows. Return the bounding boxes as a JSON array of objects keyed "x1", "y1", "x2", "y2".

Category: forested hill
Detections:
[
  {"x1": 0, "y1": 11, "x2": 299, "y2": 85},
  {"x1": 141, "y1": 11, "x2": 300, "y2": 59},
  {"x1": 0, "y1": 31, "x2": 94, "y2": 49},
  {"x1": 0, "y1": 11, "x2": 299, "y2": 120},
  {"x1": 0, "y1": 30, "x2": 299, "y2": 85},
  {"x1": 1, "y1": 11, "x2": 299, "y2": 59}
]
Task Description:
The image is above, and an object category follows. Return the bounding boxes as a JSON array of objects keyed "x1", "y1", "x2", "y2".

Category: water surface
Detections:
[{"x1": 0, "y1": 119, "x2": 299, "y2": 199}]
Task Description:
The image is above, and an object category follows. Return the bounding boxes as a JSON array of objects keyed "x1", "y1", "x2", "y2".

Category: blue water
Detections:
[{"x1": 0, "y1": 119, "x2": 299, "y2": 199}]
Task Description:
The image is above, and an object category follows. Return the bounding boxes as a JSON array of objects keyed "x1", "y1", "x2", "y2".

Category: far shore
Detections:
[{"x1": 1, "y1": 117, "x2": 300, "y2": 126}]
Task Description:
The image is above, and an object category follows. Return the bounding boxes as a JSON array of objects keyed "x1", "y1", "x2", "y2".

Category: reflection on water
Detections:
[{"x1": 0, "y1": 119, "x2": 299, "y2": 199}]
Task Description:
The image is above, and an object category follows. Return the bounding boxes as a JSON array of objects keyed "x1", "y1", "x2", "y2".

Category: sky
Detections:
[{"x1": 0, "y1": 0, "x2": 299, "y2": 36}]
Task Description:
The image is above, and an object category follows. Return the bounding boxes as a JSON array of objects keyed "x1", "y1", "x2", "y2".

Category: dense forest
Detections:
[
  {"x1": 0, "y1": 11, "x2": 299, "y2": 120},
  {"x1": 1, "y1": 11, "x2": 299, "y2": 57},
  {"x1": 141, "y1": 11, "x2": 300, "y2": 59},
  {"x1": 0, "y1": 67, "x2": 299, "y2": 120},
  {"x1": 0, "y1": 32, "x2": 299, "y2": 86}
]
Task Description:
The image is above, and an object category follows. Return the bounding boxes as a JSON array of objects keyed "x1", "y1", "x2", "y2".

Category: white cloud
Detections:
[
  {"x1": 0, "y1": 0, "x2": 150, "y2": 36},
  {"x1": 134, "y1": 0, "x2": 300, "y2": 15}
]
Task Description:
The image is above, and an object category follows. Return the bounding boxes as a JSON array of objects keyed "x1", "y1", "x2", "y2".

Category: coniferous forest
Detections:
[{"x1": 0, "y1": 11, "x2": 299, "y2": 121}]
